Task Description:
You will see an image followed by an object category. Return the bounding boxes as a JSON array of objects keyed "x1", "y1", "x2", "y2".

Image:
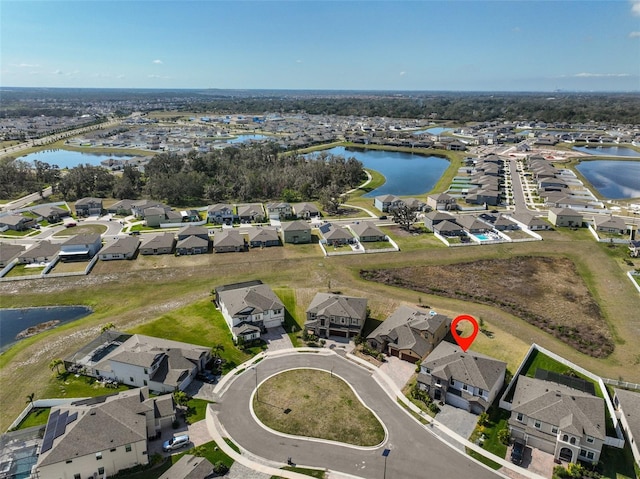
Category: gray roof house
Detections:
[
  {"x1": 593, "y1": 215, "x2": 627, "y2": 235},
  {"x1": 139, "y1": 232, "x2": 176, "y2": 255},
  {"x1": 176, "y1": 235, "x2": 209, "y2": 255},
  {"x1": 374, "y1": 194, "x2": 402, "y2": 213},
  {"x1": 433, "y1": 219, "x2": 465, "y2": 237},
  {"x1": 206, "y1": 203, "x2": 235, "y2": 224},
  {"x1": 98, "y1": 236, "x2": 140, "y2": 261},
  {"x1": 247, "y1": 226, "x2": 281, "y2": 248},
  {"x1": 614, "y1": 388, "x2": 640, "y2": 467},
  {"x1": 177, "y1": 225, "x2": 209, "y2": 242},
  {"x1": 305, "y1": 293, "x2": 368, "y2": 339},
  {"x1": 106, "y1": 199, "x2": 136, "y2": 215},
  {"x1": 213, "y1": 229, "x2": 246, "y2": 253},
  {"x1": 457, "y1": 215, "x2": 491, "y2": 234},
  {"x1": 417, "y1": 341, "x2": 506, "y2": 414},
  {"x1": 548, "y1": 208, "x2": 583, "y2": 228},
  {"x1": 322, "y1": 226, "x2": 353, "y2": 245},
  {"x1": 510, "y1": 213, "x2": 551, "y2": 231},
  {"x1": 18, "y1": 241, "x2": 60, "y2": 264},
  {"x1": 424, "y1": 211, "x2": 455, "y2": 231},
  {"x1": 32, "y1": 204, "x2": 69, "y2": 223},
  {"x1": 0, "y1": 243, "x2": 25, "y2": 267},
  {"x1": 349, "y1": 222, "x2": 386, "y2": 242},
  {"x1": 281, "y1": 220, "x2": 312, "y2": 244},
  {"x1": 215, "y1": 280, "x2": 285, "y2": 341},
  {"x1": 59, "y1": 234, "x2": 102, "y2": 261},
  {"x1": 508, "y1": 375, "x2": 605, "y2": 464},
  {"x1": 266, "y1": 202, "x2": 293, "y2": 220},
  {"x1": 367, "y1": 306, "x2": 451, "y2": 364},
  {"x1": 427, "y1": 193, "x2": 457, "y2": 211},
  {"x1": 75, "y1": 197, "x2": 103, "y2": 216},
  {"x1": 158, "y1": 455, "x2": 215, "y2": 479},
  {"x1": 0, "y1": 213, "x2": 35, "y2": 231},
  {"x1": 293, "y1": 202, "x2": 321, "y2": 219},
  {"x1": 237, "y1": 203, "x2": 265, "y2": 223}
]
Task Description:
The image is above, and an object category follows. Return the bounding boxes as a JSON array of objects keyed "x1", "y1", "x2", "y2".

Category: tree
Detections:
[
  {"x1": 319, "y1": 183, "x2": 346, "y2": 215},
  {"x1": 49, "y1": 358, "x2": 64, "y2": 375},
  {"x1": 391, "y1": 203, "x2": 418, "y2": 232},
  {"x1": 211, "y1": 344, "x2": 224, "y2": 359},
  {"x1": 173, "y1": 390, "x2": 189, "y2": 407},
  {"x1": 100, "y1": 322, "x2": 115, "y2": 334},
  {"x1": 26, "y1": 392, "x2": 35, "y2": 405},
  {"x1": 497, "y1": 427, "x2": 510, "y2": 445}
]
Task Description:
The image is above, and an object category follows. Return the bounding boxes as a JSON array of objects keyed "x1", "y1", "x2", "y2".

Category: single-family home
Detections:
[
  {"x1": 423, "y1": 211, "x2": 456, "y2": 231},
  {"x1": 0, "y1": 243, "x2": 25, "y2": 268},
  {"x1": 417, "y1": 341, "x2": 506, "y2": 414},
  {"x1": 457, "y1": 215, "x2": 491, "y2": 234},
  {"x1": 349, "y1": 222, "x2": 386, "y2": 243},
  {"x1": 237, "y1": 203, "x2": 265, "y2": 223},
  {"x1": 176, "y1": 235, "x2": 209, "y2": 255},
  {"x1": 144, "y1": 207, "x2": 169, "y2": 227},
  {"x1": 593, "y1": 215, "x2": 627, "y2": 235},
  {"x1": 75, "y1": 197, "x2": 103, "y2": 217},
  {"x1": 98, "y1": 236, "x2": 140, "y2": 261},
  {"x1": 492, "y1": 215, "x2": 519, "y2": 231},
  {"x1": 374, "y1": 194, "x2": 402, "y2": 212},
  {"x1": 131, "y1": 199, "x2": 169, "y2": 218},
  {"x1": 510, "y1": 213, "x2": 551, "y2": 231},
  {"x1": 508, "y1": 374, "x2": 605, "y2": 464},
  {"x1": 548, "y1": 208, "x2": 583, "y2": 228},
  {"x1": 427, "y1": 193, "x2": 457, "y2": 211},
  {"x1": 207, "y1": 204, "x2": 235, "y2": 225},
  {"x1": 177, "y1": 225, "x2": 209, "y2": 242},
  {"x1": 247, "y1": 227, "x2": 281, "y2": 248},
  {"x1": 66, "y1": 331, "x2": 211, "y2": 393},
  {"x1": 106, "y1": 199, "x2": 136, "y2": 215},
  {"x1": 292, "y1": 202, "x2": 321, "y2": 219},
  {"x1": 281, "y1": 220, "x2": 312, "y2": 244},
  {"x1": 34, "y1": 387, "x2": 175, "y2": 479},
  {"x1": 31, "y1": 205, "x2": 69, "y2": 223},
  {"x1": 18, "y1": 241, "x2": 60, "y2": 264},
  {"x1": 266, "y1": 202, "x2": 293, "y2": 220},
  {"x1": 322, "y1": 226, "x2": 353, "y2": 246},
  {"x1": 403, "y1": 198, "x2": 428, "y2": 211},
  {"x1": 433, "y1": 220, "x2": 465, "y2": 237},
  {"x1": 215, "y1": 280, "x2": 285, "y2": 341},
  {"x1": 367, "y1": 306, "x2": 451, "y2": 363},
  {"x1": 213, "y1": 229, "x2": 246, "y2": 253},
  {"x1": 139, "y1": 233, "x2": 176, "y2": 255},
  {"x1": 613, "y1": 388, "x2": 640, "y2": 467},
  {"x1": 158, "y1": 455, "x2": 215, "y2": 479},
  {"x1": 305, "y1": 293, "x2": 368, "y2": 339},
  {"x1": 0, "y1": 214, "x2": 35, "y2": 231},
  {"x1": 59, "y1": 234, "x2": 102, "y2": 262},
  {"x1": 630, "y1": 240, "x2": 640, "y2": 258}
]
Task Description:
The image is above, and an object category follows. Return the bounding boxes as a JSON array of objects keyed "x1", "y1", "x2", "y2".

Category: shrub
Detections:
[
  {"x1": 213, "y1": 461, "x2": 229, "y2": 476},
  {"x1": 497, "y1": 427, "x2": 510, "y2": 445}
]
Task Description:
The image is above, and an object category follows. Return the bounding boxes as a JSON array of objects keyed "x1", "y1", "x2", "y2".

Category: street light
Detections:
[{"x1": 382, "y1": 448, "x2": 390, "y2": 479}]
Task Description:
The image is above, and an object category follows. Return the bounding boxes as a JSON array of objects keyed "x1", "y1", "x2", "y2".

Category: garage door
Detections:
[
  {"x1": 331, "y1": 330, "x2": 348, "y2": 337},
  {"x1": 400, "y1": 352, "x2": 419, "y2": 363},
  {"x1": 264, "y1": 318, "x2": 283, "y2": 329},
  {"x1": 389, "y1": 348, "x2": 400, "y2": 358},
  {"x1": 445, "y1": 392, "x2": 469, "y2": 411}
]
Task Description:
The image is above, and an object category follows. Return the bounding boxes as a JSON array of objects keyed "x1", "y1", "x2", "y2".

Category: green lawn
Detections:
[
  {"x1": 1, "y1": 229, "x2": 36, "y2": 237},
  {"x1": 4, "y1": 264, "x2": 44, "y2": 277},
  {"x1": 466, "y1": 447, "x2": 503, "y2": 470},
  {"x1": 127, "y1": 298, "x2": 254, "y2": 372},
  {"x1": 185, "y1": 398, "x2": 211, "y2": 424},
  {"x1": 16, "y1": 407, "x2": 50, "y2": 429},
  {"x1": 274, "y1": 287, "x2": 304, "y2": 347},
  {"x1": 599, "y1": 443, "x2": 638, "y2": 479},
  {"x1": 467, "y1": 406, "x2": 510, "y2": 461},
  {"x1": 272, "y1": 466, "x2": 327, "y2": 479},
  {"x1": 43, "y1": 372, "x2": 130, "y2": 399}
]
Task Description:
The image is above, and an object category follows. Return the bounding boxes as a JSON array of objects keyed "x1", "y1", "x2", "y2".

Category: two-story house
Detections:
[
  {"x1": 58, "y1": 234, "x2": 102, "y2": 262},
  {"x1": 207, "y1": 203, "x2": 236, "y2": 225},
  {"x1": 75, "y1": 197, "x2": 103, "y2": 217},
  {"x1": 367, "y1": 306, "x2": 450, "y2": 364},
  {"x1": 426, "y1": 193, "x2": 457, "y2": 211},
  {"x1": 215, "y1": 280, "x2": 285, "y2": 342},
  {"x1": 266, "y1": 202, "x2": 293, "y2": 220},
  {"x1": 374, "y1": 194, "x2": 403, "y2": 213},
  {"x1": 417, "y1": 341, "x2": 506, "y2": 414},
  {"x1": 304, "y1": 293, "x2": 368, "y2": 339},
  {"x1": 508, "y1": 374, "x2": 605, "y2": 464}
]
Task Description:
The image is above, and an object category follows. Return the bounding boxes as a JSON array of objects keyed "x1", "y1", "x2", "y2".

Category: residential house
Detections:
[
  {"x1": 158, "y1": 455, "x2": 215, "y2": 479},
  {"x1": 403, "y1": 198, "x2": 428, "y2": 211},
  {"x1": 305, "y1": 293, "x2": 368, "y2": 339},
  {"x1": 98, "y1": 236, "x2": 140, "y2": 261},
  {"x1": 427, "y1": 193, "x2": 457, "y2": 211},
  {"x1": 593, "y1": 215, "x2": 627, "y2": 235},
  {"x1": 66, "y1": 331, "x2": 211, "y2": 393},
  {"x1": 177, "y1": 225, "x2": 209, "y2": 242},
  {"x1": 281, "y1": 220, "x2": 312, "y2": 244},
  {"x1": 548, "y1": 208, "x2": 583, "y2": 228},
  {"x1": 349, "y1": 222, "x2": 386, "y2": 242},
  {"x1": 139, "y1": 233, "x2": 176, "y2": 255},
  {"x1": 213, "y1": 229, "x2": 246, "y2": 253},
  {"x1": 613, "y1": 388, "x2": 640, "y2": 467},
  {"x1": 367, "y1": 306, "x2": 450, "y2": 363},
  {"x1": 32, "y1": 205, "x2": 69, "y2": 223},
  {"x1": 215, "y1": 280, "x2": 285, "y2": 341},
  {"x1": 266, "y1": 202, "x2": 293, "y2": 220},
  {"x1": 18, "y1": 241, "x2": 60, "y2": 264},
  {"x1": 106, "y1": 199, "x2": 136, "y2": 215},
  {"x1": 237, "y1": 203, "x2": 265, "y2": 223},
  {"x1": 176, "y1": 235, "x2": 209, "y2": 255},
  {"x1": 417, "y1": 341, "x2": 506, "y2": 414},
  {"x1": 508, "y1": 375, "x2": 605, "y2": 464},
  {"x1": 34, "y1": 387, "x2": 175, "y2": 479},
  {"x1": 145, "y1": 207, "x2": 184, "y2": 227},
  {"x1": 206, "y1": 204, "x2": 235, "y2": 225},
  {"x1": 492, "y1": 215, "x2": 519, "y2": 231},
  {"x1": 374, "y1": 194, "x2": 402, "y2": 213},
  {"x1": 247, "y1": 227, "x2": 281, "y2": 248},
  {"x1": 59, "y1": 234, "x2": 102, "y2": 262},
  {"x1": 424, "y1": 211, "x2": 456, "y2": 231},
  {"x1": 630, "y1": 240, "x2": 640, "y2": 258},
  {"x1": 322, "y1": 225, "x2": 353, "y2": 246},
  {"x1": 433, "y1": 220, "x2": 465, "y2": 237},
  {"x1": 131, "y1": 199, "x2": 169, "y2": 218},
  {"x1": 0, "y1": 243, "x2": 25, "y2": 268},
  {"x1": 292, "y1": 202, "x2": 321, "y2": 219},
  {"x1": 0, "y1": 214, "x2": 35, "y2": 231},
  {"x1": 75, "y1": 197, "x2": 103, "y2": 217},
  {"x1": 457, "y1": 215, "x2": 491, "y2": 234},
  {"x1": 510, "y1": 213, "x2": 551, "y2": 231}
]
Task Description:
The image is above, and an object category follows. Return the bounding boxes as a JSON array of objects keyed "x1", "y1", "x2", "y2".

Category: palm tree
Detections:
[
  {"x1": 100, "y1": 322, "x2": 115, "y2": 334},
  {"x1": 49, "y1": 358, "x2": 64, "y2": 375},
  {"x1": 26, "y1": 392, "x2": 35, "y2": 405},
  {"x1": 211, "y1": 344, "x2": 224, "y2": 359}
]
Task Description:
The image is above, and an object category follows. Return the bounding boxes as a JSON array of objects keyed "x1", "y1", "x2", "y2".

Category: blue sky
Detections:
[{"x1": 2, "y1": 0, "x2": 639, "y2": 91}]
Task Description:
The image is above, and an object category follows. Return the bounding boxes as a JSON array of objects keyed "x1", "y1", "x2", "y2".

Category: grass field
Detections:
[
  {"x1": 253, "y1": 369, "x2": 385, "y2": 446},
  {"x1": 15, "y1": 407, "x2": 50, "y2": 430},
  {"x1": 4, "y1": 264, "x2": 44, "y2": 277},
  {"x1": 52, "y1": 224, "x2": 107, "y2": 236}
]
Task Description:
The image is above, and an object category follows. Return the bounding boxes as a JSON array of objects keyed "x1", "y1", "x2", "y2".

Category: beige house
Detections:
[
  {"x1": 305, "y1": 293, "x2": 368, "y2": 339},
  {"x1": 548, "y1": 208, "x2": 583, "y2": 228}
]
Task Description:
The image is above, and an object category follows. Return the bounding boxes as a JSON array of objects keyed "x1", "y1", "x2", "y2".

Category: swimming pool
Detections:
[{"x1": 475, "y1": 234, "x2": 490, "y2": 241}]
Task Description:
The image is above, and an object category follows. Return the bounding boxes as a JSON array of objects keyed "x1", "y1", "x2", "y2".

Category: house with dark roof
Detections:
[
  {"x1": 215, "y1": 280, "x2": 285, "y2": 341},
  {"x1": 349, "y1": 222, "x2": 386, "y2": 242},
  {"x1": 18, "y1": 241, "x2": 60, "y2": 264},
  {"x1": 34, "y1": 387, "x2": 175, "y2": 479},
  {"x1": 75, "y1": 197, "x2": 103, "y2": 217},
  {"x1": 213, "y1": 229, "x2": 246, "y2": 253},
  {"x1": 305, "y1": 293, "x2": 368, "y2": 339},
  {"x1": 0, "y1": 243, "x2": 25, "y2": 268},
  {"x1": 613, "y1": 388, "x2": 640, "y2": 467},
  {"x1": 158, "y1": 455, "x2": 215, "y2": 479},
  {"x1": 508, "y1": 375, "x2": 605, "y2": 464},
  {"x1": 367, "y1": 306, "x2": 450, "y2": 364},
  {"x1": 139, "y1": 232, "x2": 175, "y2": 255},
  {"x1": 417, "y1": 341, "x2": 506, "y2": 414},
  {"x1": 281, "y1": 220, "x2": 312, "y2": 244},
  {"x1": 292, "y1": 202, "x2": 321, "y2": 219},
  {"x1": 98, "y1": 236, "x2": 140, "y2": 261},
  {"x1": 247, "y1": 226, "x2": 281, "y2": 248},
  {"x1": 59, "y1": 234, "x2": 102, "y2": 262}
]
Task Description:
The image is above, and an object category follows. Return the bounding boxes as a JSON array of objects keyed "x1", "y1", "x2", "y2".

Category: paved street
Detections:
[{"x1": 214, "y1": 353, "x2": 502, "y2": 479}]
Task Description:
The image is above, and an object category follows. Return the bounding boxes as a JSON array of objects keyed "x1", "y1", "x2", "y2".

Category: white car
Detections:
[{"x1": 162, "y1": 434, "x2": 190, "y2": 452}]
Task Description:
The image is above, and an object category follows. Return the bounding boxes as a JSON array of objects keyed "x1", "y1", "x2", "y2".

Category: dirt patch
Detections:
[{"x1": 360, "y1": 256, "x2": 613, "y2": 358}]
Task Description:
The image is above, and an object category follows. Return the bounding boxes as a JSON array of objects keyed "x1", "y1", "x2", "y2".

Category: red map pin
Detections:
[{"x1": 451, "y1": 314, "x2": 479, "y2": 352}]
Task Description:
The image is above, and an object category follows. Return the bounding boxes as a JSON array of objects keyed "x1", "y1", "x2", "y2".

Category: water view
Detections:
[
  {"x1": 317, "y1": 147, "x2": 449, "y2": 197},
  {"x1": 575, "y1": 160, "x2": 640, "y2": 199},
  {"x1": 413, "y1": 127, "x2": 453, "y2": 135},
  {"x1": 227, "y1": 134, "x2": 270, "y2": 144},
  {"x1": 573, "y1": 146, "x2": 640, "y2": 158},
  {"x1": 20, "y1": 149, "x2": 138, "y2": 169},
  {"x1": 0, "y1": 306, "x2": 93, "y2": 352}
]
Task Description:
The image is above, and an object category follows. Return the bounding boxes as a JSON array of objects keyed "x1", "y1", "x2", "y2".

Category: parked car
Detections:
[
  {"x1": 163, "y1": 434, "x2": 190, "y2": 452},
  {"x1": 511, "y1": 439, "x2": 525, "y2": 465},
  {"x1": 196, "y1": 371, "x2": 217, "y2": 383}
]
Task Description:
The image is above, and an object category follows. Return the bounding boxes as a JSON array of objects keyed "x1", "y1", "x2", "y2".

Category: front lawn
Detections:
[
  {"x1": 185, "y1": 398, "x2": 210, "y2": 424},
  {"x1": 274, "y1": 287, "x2": 304, "y2": 347},
  {"x1": 16, "y1": 407, "x2": 50, "y2": 429},
  {"x1": 272, "y1": 466, "x2": 327, "y2": 479},
  {"x1": 43, "y1": 371, "x2": 130, "y2": 399}
]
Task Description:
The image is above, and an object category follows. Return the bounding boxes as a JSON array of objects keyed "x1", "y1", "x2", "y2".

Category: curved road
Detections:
[{"x1": 214, "y1": 353, "x2": 500, "y2": 479}]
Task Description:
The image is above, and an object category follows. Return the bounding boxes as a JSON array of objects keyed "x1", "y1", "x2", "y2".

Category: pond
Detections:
[
  {"x1": 315, "y1": 147, "x2": 449, "y2": 197},
  {"x1": 413, "y1": 127, "x2": 453, "y2": 135},
  {"x1": 19, "y1": 149, "x2": 138, "y2": 169},
  {"x1": 573, "y1": 146, "x2": 640, "y2": 158},
  {"x1": 226, "y1": 134, "x2": 270, "y2": 144},
  {"x1": 0, "y1": 306, "x2": 93, "y2": 352},
  {"x1": 575, "y1": 160, "x2": 640, "y2": 199}
]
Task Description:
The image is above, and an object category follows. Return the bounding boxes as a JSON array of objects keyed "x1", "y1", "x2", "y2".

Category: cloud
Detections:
[
  {"x1": 148, "y1": 74, "x2": 170, "y2": 79},
  {"x1": 630, "y1": 31, "x2": 640, "y2": 38},
  {"x1": 632, "y1": 0, "x2": 640, "y2": 16},
  {"x1": 12, "y1": 63, "x2": 39, "y2": 68},
  {"x1": 153, "y1": 59, "x2": 163, "y2": 64},
  {"x1": 512, "y1": 27, "x2": 521, "y2": 33},
  {"x1": 53, "y1": 69, "x2": 63, "y2": 75},
  {"x1": 399, "y1": 71, "x2": 406, "y2": 76},
  {"x1": 296, "y1": 59, "x2": 303, "y2": 63},
  {"x1": 574, "y1": 72, "x2": 631, "y2": 78}
]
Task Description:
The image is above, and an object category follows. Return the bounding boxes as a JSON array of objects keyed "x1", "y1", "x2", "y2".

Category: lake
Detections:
[
  {"x1": 0, "y1": 306, "x2": 93, "y2": 352},
  {"x1": 573, "y1": 146, "x2": 640, "y2": 158},
  {"x1": 413, "y1": 127, "x2": 453, "y2": 135},
  {"x1": 19, "y1": 149, "x2": 138, "y2": 169},
  {"x1": 226, "y1": 134, "x2": 270, "y2": 144},
  {"x1": 316, "y1": 147, "x2": 449, "y2": 197},
  {"x1": 575, "y1": 160, "x2": 640, "y2": 199}
]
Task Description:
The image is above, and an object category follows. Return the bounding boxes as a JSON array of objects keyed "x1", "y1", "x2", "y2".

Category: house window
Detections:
[
  {"x1": 436, "y1": 378, "x2": 441, "y2": 386},
  {"x1": 144, "y1": 368, "x2": 148, "y2": 374},
  {"x1": 586, "y1": 451, "x2": 594, "y2": 460},
  {"x1": 516, "y1": 413, "x2": 524, "y2": 422},
  {"x1": 450, "y1": 377, "x2": 455, "y2": 386},
  {"x1": 570, "y1": 437, "x2": 576, "y2": 445},
  {"x1": 98, "y1": 467, "x2": 105, "y2": 475},
  {"x1": 351, "y1": 318, "x2": 359, "y2": 325},
  {"x1": 74, "y1": 474, "x2": 81, "y2": 479},
  {"x1": 425, "y1": 368, "x2": 431, "y2": 374},
  {"x1": 110, "y1": 448, "x2": 116, "y2": 452},
  {"x1": 462, "y1": 384, "x2": 468, "y2": 391},
  {"x1": 534, "y1": 420, "x2": 541, "y2": 429},
  {"x1": 552, "y1": 426, "x2": 558, "y2": 434},
  {"x1": 96, "y1": 452, "x2": 102, "y2": 460},
  {"x1": 478, "y1": 388, "x2": 484, "y2": 396},
  {"x1": 562, "y1": 434, "x2": 569, "y2": 442},
  {"x1": 66, "y1": 460, "x2": 73, "y2": 464},
  {"x1": 586, "y1": 436, "x2": 594, "y2": 444},
  {"x1": 125, "y1": 444, "x2": 132, "y2": 452},
  {"x1": 143, "y1": 380, "x2": 147, "y2": 386}
]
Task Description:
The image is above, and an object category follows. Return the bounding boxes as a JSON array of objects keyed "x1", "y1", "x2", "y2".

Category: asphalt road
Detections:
[{"x1": 215, "y1": 354, "x2": 500, "y2": 479}]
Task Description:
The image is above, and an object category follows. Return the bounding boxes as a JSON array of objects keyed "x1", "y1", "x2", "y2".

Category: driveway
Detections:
[
  {"x1": 378, "y1": 355, "x2": 415, "y2": 390},
  {"x1": 147, "y1": 417, "x2": 213, "y2": 457},
  {"x1": 261, "y1": 326, "x2": 293, "y2": 351},
  {"x1": 434, "y1": 404, "x2": 479, "y2": 444},
  {"x1": 502, "y1": 443, "x2": 557, "y2": 479}
]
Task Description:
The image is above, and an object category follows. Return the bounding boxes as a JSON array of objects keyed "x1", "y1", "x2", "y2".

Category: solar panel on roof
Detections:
[
  {"x1": 66, "y1": 411, "x2": 78, "y2": 424},
  {"x1": 319, "y1": 223, "x2": 332, "y2": 234},
  {"x1": 53, "y1": 411, "x2": 69, "y2": 439},
  {"x1": 41, "y1": 410, "x2": 60, "y2": 453},
  {"x1": 535, "y1": 369, "x2": 596, "y2": 396}
]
